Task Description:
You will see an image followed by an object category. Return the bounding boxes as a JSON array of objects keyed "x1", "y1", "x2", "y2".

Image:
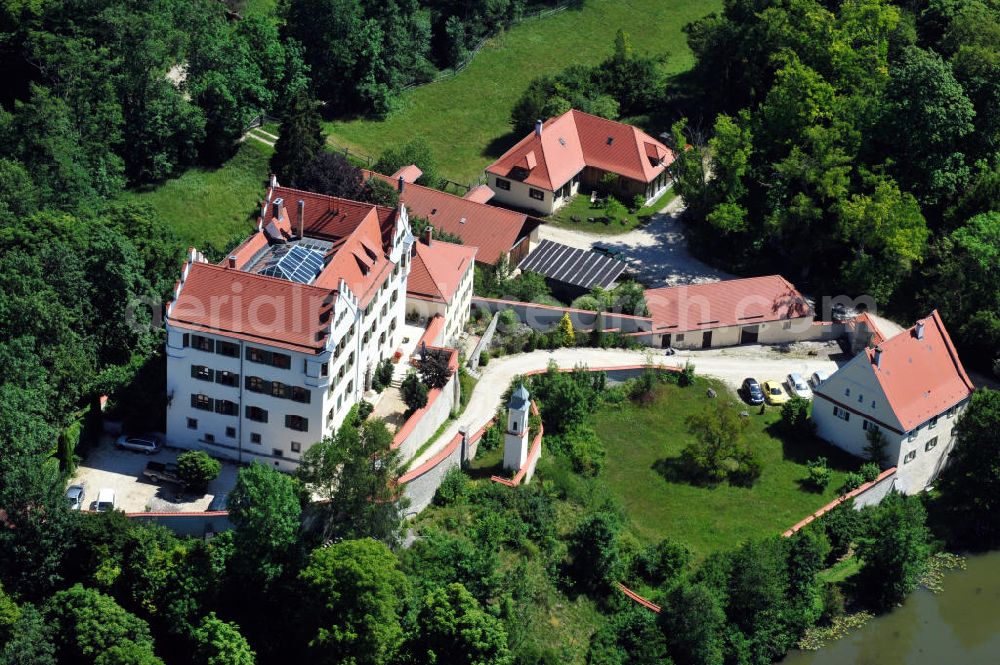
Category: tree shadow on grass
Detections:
[
  {"x1": 766, "y1": 422, "x2": 859, "y2": 471},
  {"x1": 651, "y1": 456, "x2": 722, "y2": 489}
]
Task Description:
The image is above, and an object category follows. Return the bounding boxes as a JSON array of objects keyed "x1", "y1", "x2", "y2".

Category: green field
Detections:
[
  {"x1": 122, "y1": 140, "x2": 272, "y2": 252},
  {"x1": 595, "y1": 378, "x2": 860, "y2": 559},
  {"x1": 547, "y1": 188, "x2": 678, "y2": 234},
  {"x1": 325, "y1": 0, "x2": 720, "y2": 184}
]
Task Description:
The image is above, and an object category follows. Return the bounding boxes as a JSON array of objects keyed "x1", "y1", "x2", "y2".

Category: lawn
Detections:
[
  {"x1": 594, "y1": 377, "x2": 861, "y2": 559},
  {"x1": 545, "y1": 187, "x2": 678, "y2": 235},
  {"x1": 324, "y1": 0, "x2": 720, "y2": 184},
  {"x1": 121, "y1": 140, "x2": 272, "y2": 252}
]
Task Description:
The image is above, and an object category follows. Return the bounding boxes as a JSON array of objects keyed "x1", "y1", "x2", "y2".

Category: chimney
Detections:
[
  {"x1": 227, "y1": 256, "x2": 237, "y2": 269},
  {"x1": 272, "y1": 197, "x2": 284, "y2": 221},
  {"x1": 915, "y1": 321, "x2": 925, "y2": 340},
  {"x1": 297, "y1": 199, "x2": 305, "y2": 239},
  {"x1": 423, "y1": 225, "x2": 433, "y2": 246},
  {"x1": 535, "y1": 119, "x2": 543, "y2": 137},
  {"x1": 398, "y1": 175, "x2": 405, "y2": 193},
  {"x1": 874, "y1": 346, "x2": 883, "y2": 368}
]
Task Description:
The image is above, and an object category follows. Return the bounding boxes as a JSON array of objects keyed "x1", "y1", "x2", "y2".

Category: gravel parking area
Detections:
[{"x1": 70, "y1": 439, "x2": 239, "y2": 513}]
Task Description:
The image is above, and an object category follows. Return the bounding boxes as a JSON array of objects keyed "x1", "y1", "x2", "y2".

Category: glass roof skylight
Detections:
[{"x1": 259, "y1": 244, "x2": 325, "y2": 284}]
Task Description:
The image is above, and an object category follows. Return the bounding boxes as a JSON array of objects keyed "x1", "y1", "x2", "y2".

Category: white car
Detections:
[
  {"x1": 786, "y1": 373, "x2": 812, "y2": 400},
  {"x1": 95, "y1": 488, "x2": 117, "y2": 512},
  {"x1": 809, "y1": 370, "x2": 831, "y2": 389}
]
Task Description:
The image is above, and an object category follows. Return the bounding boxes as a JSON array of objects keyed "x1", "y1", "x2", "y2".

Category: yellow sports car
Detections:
[{"x1": 762, "y1": 379, "x2": 789, "y2": 405}]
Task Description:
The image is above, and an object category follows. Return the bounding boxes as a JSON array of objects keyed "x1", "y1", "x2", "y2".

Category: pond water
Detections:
[{"x1": 782, "y1": 551, "x2": 1000, "y2": 665}]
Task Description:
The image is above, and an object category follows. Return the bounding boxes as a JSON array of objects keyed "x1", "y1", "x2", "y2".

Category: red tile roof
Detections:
[
  {"x1": 270, "y1": 186, "x2": 398, "y2": 249},
  {"x1": 644, "y1": 275, "x2": 812, "y2": 332},
  {"x1": 463, "y1": 185, "x2": 495, "y2": 204},
  {"x1": 314, "y1": 208, "x2": 394, "y2": 307},
  {"x1": 864, "y1": 310, "x2": 974, "y2": 431},
  {"x1": 363, "y1": 170, "x2": 534, "y2": 265},
  {"x1": 408, "y1": 240, "x2": 477, "y2": 304},
  {"x1": 485, "y1": 109, "x2": 675, "y2": 190},
  {"x1": 169, "y1": 262, "x2": 334, "y2": 353}
]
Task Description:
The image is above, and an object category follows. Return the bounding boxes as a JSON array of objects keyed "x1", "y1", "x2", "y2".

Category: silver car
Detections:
[
  {"x1": 66, "y1": 484, "x2": 86, "y2": 511},
  {"x1": 115, "y1": 434, "x2": 162, "y2": 454}
]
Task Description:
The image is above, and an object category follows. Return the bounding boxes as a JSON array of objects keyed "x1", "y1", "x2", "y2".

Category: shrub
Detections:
[
  {"x1": 401, "y1": 371, "x2": 429, "y2": 412},
  {"x1": 781, "y1": 396, "x2": 813, "y2": 436},
  {"x1": 863, "y1": 427, "x2": 889, "y2": 465},
  {"x1": 630, "y1": 193, "x2": 645, "y2": 212},
  {"x1": 176, "y1": 451, "x2": 221, "y2": 493},
  {"x1": 819, "y1": 583, "x2": 845, "y2": 625},
  {"x1": 478, "y1": 350, "x2": 490, "y2": 367},
  {"x1": 679, "y1": 361, "x2": 695, "y2": 387},
  {"x1": 603, "y1": 196, "x2": 628, "y2": 223},
  {"x1": 434, "y1": 467, "x2": 469, "y2": 506},
  {"x1": 860, "y1": 462, "x2": 881, "y2": 483},
  {"x1": 566, "y1": 512, "x2": 622, "y2": 595},
  {"x1": 634, "y1": 537, "x2": 691, "y2": 586},
  {"x1": 806, "y1": 457, "x2": 832, "y2": 490},
  {"x1": 680, "y1": 403, "x2": 757, "y2": 485},
  {"x1": 478, "y1": 422, "x2": 503, "y2": 452},
  {"x1": 556, "y1": 312, "x2": 575, "y2": 347},
  {"x1": 818, "y1": 504, "x2": 865, "y2": 562},
  {"x1": 840, "y1": 472, "x2": 864, "y2": 494},
  {"x1": 419, "y1": 349, "x2": 454, "y2": 389},
  {"x1": 372, "y1": 358, "x2": 394, "y2": 392},
  {"x1": 498, "y1": 309, "x2": 518, "y2": 328},
  {"x1": 356, "y1": 400, "x2": 374, "y2": 422},
  {"x1": 628, "y1": 366, "x2": 658, "y2": 403}
]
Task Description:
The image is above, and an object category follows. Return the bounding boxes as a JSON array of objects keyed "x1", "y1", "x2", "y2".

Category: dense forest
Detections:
[{"x1": 667, "y1": 0, "x2": 1000, "y2": 374}]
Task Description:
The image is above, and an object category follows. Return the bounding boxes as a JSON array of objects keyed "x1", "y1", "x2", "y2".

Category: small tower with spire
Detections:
[{"x1": 503, "y1": 384, "x2": 531, "y2": 472}]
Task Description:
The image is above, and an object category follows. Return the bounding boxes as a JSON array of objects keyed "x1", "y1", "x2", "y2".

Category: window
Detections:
[
  {"x1": 929, "y1": 415, "x2": 938, "y2": 429},
  {"x1": 675, "y1": 334, "x2": 685, "y2": 343},
  {"x1": 528, "y1": 188, "x2": 544, "y2": 201},
  {"x1": 216, "y1": 370, "x2": 239, "y2": 387},
  {"x1": 908, "y1": 429, "x2": 918, "y2": 442},
  {"x1": 291, "y1": 441, "x2": 302, "y2": 453},
  {"x1": 250, "y1": 433, "x2": 261, "y2": 444},
  {"x1": 925, "y1": 437, "x2": 938, "y2": 452},
  {"x1": 191, "y1": 335, "x2": 214, "y2": 352},
  {"x1": 347, "y1": 380, "x2": 354, "y2": 393},
  {"x1": 495, "y1": 178, "x2": 511, "y2": 191},
  {"x1": 215, "y1": 400, "x2": 238, "y2": 416},
  {"x1": 782, "y1": 321, "x2": 792, "y2": 330},
  {"x1": 285, "y1": 415, "x2": 309, "y2": 432},
  {"x1": 191, "y1": 394, "x2": 213, "y2": 411},
  {"x1": 272, "y1": 448, "x2": 284, "y2": 458},
  {"x1": 187, "y1": 418, "x2": 198, "y2": 430},
  {"x1": 246, "y1": 346, "x2": 269, "y2": 364},
  {"x1": 863, "y1": 420, "x2": 878, "y2": 433},
  {"x1": 271, "y1": 381, "x2": 289, "y2": 399},
  {"x1": 291, "y1": 387, "x2": 311, "y2": 404},
  {"x1": 845, "y1": 388, "x2": 851, "y2": 397},
  {"x1": 946, "y1": 405, "x2": 956, "y2": 418},
  {"x1": 904, "y1": 450, "x2": 916, "y2": 464},
  {"x1": 225, "y1": 426, "x2": 236, "y2": 438},
  {"x1": 857, "y1": 394, "x2": 864, "y2": 403},
  {"x1": 833, "y1": 406, "x2": 850, "y2": 421},
  {"x1": 204, "y1": 433, "x2": 215, "y2": 443},
  {"x1": 321, "y1": 362, "x2": 329, "y2": 377},
  {"x1": 191, "y1": 365, "x2": 214, "y2": 381},
  {"x1": 216, "y1": 340, "x2": 239, "y2": 357},
  {"x1": 246, "y1": 406, "x2": 268, "y2": 423},
  {"x1": 271, "y1": 352, "x2": 291, "y2": 369},
  {"x1": 246, "y1": 376, "x2": 267, "y2": 393}
]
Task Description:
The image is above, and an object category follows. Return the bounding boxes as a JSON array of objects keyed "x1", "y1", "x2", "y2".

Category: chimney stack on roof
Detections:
[
  {"x1": 227, "y1": 256, "x2": 237, "y2": 269},
  {"x1": 915, "y1": 321, "x2": 925, "y2": 340},
  {"x1": 535, "y1": 119, "x2": 543, "y2": 137},
  {"x1": 398, "y1": 175, "x2": 405, "y2": 193},
  {"x1": 273, "y1": 197, "x2": 284, "y2": 222},
  {"x1": 874, "y1": 346, "x2": 883, "y2": 368},
  {"x1": 297, "y1": 199, "x2": 305, "y2": 239},
  {"x1": 423, "y1": 225, "x2": 433, "y2": 246}
]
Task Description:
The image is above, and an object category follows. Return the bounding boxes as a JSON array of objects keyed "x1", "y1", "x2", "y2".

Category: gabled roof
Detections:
[
  {"x1": 363, "y1": 170, "x2": 535, "y2": 265},
  {"x1": 644, "y1": 275, "x2": 812, "y2": 332},
  {"x1": 270, "y1": 186, "x2": 398, "y2": 250},
  {"x1": 485, "y1": 109, "x2": 675, "y2": 190},
  {"x1": 859, "y1": 311, "x2": 974, "y2": 431},
  {"x1": 408, "y1": 239, "x2": 478, "y2": 304},
  {"x1": 169, "y1": 262, "x2": 334, "y2": 353}
]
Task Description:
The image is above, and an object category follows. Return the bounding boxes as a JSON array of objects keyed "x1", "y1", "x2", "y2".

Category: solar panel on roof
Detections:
[
  {"x1": 259, "y1": 244, "x2": 326, "y2": 284},
  {"x1": 519, "y1": 239, "x2": 626, "y2": 290}
]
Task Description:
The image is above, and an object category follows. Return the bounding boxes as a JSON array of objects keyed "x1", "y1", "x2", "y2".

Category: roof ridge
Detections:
[
  {"x1": 190, "y1": 261, "x2": 336, "y2": 295},
  {"x1": 368, "y1": 170, "x2": 528, "y2": 219},
  {"x1": 273, "y1": 185, "x2": 396, "y2": 215}
]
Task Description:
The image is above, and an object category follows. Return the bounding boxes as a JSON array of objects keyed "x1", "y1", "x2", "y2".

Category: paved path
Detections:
[
  {"x1": 537, "y1": 196, "x2": 733, "y2": 287},
  {"x1": 406, "y1": 344, "x2": 842, "y2": 469}
]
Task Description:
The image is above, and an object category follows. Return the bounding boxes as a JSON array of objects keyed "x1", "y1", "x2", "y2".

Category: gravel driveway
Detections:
[
  {"x1": 407, "y1": 342, "x2": 844, "y2": 469},
  {"x1": 70, "y1": 439, "x2": 238, "y2": 513},
  {"x1": 536, "y1": 197, "x2": 733, "y2": 287}
]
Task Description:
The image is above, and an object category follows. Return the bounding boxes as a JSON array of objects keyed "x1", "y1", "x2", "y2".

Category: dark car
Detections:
[{"x1": 741, "y1": 377, "x2": 765, "y2": 405}]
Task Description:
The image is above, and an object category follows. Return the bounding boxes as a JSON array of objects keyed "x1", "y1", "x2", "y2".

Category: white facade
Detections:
[
  {"x1": 165, "y1": 214, "x2": 413, "y2": 471},
  {"x1": 487, "y1": 173, "x2": 575, "y2": 216},
  {"x1": 503, "y1": 387, "x2": 531, "y2": 472},
  {"x1": 812, "y1": 338, "x2": 971, "y2": 493}
]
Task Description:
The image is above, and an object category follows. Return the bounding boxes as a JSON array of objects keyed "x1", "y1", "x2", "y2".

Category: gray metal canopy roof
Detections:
[{"x1": 518, "y1": 239, "x2": 626, "y2": 289}]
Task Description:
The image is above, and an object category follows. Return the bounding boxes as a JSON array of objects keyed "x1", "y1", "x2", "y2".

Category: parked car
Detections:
[
  {"x1": 592, "y1": 244, "x2": 626, "y2": 261},
  {"x1": 66, "y1": 484, "x2": 86, "y2": 511},
  {"x1": 207, "y1": 492, "x2": 229, "y2": 512},
  {"x1": 762, "y1": 380, "x2": 789, "y2": 405},
  {"x1": 94, "y1": 488, "x2": 117, "y2": 512},
  {"x1": 115, "y1": 434, "x2": 162, "y2": 454},
  {"x1": 809, "y1": 370, "x2": 831, "y2": 389},
  {"x1": 741, "y1": 377, "x2": 765, "y2": 405},
  {"x1": 786, "y1": 373, "x2": 812, "y2": 399},
  {"x1": 143, "y1": 461, "x2": 183, "y2": 485}
]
